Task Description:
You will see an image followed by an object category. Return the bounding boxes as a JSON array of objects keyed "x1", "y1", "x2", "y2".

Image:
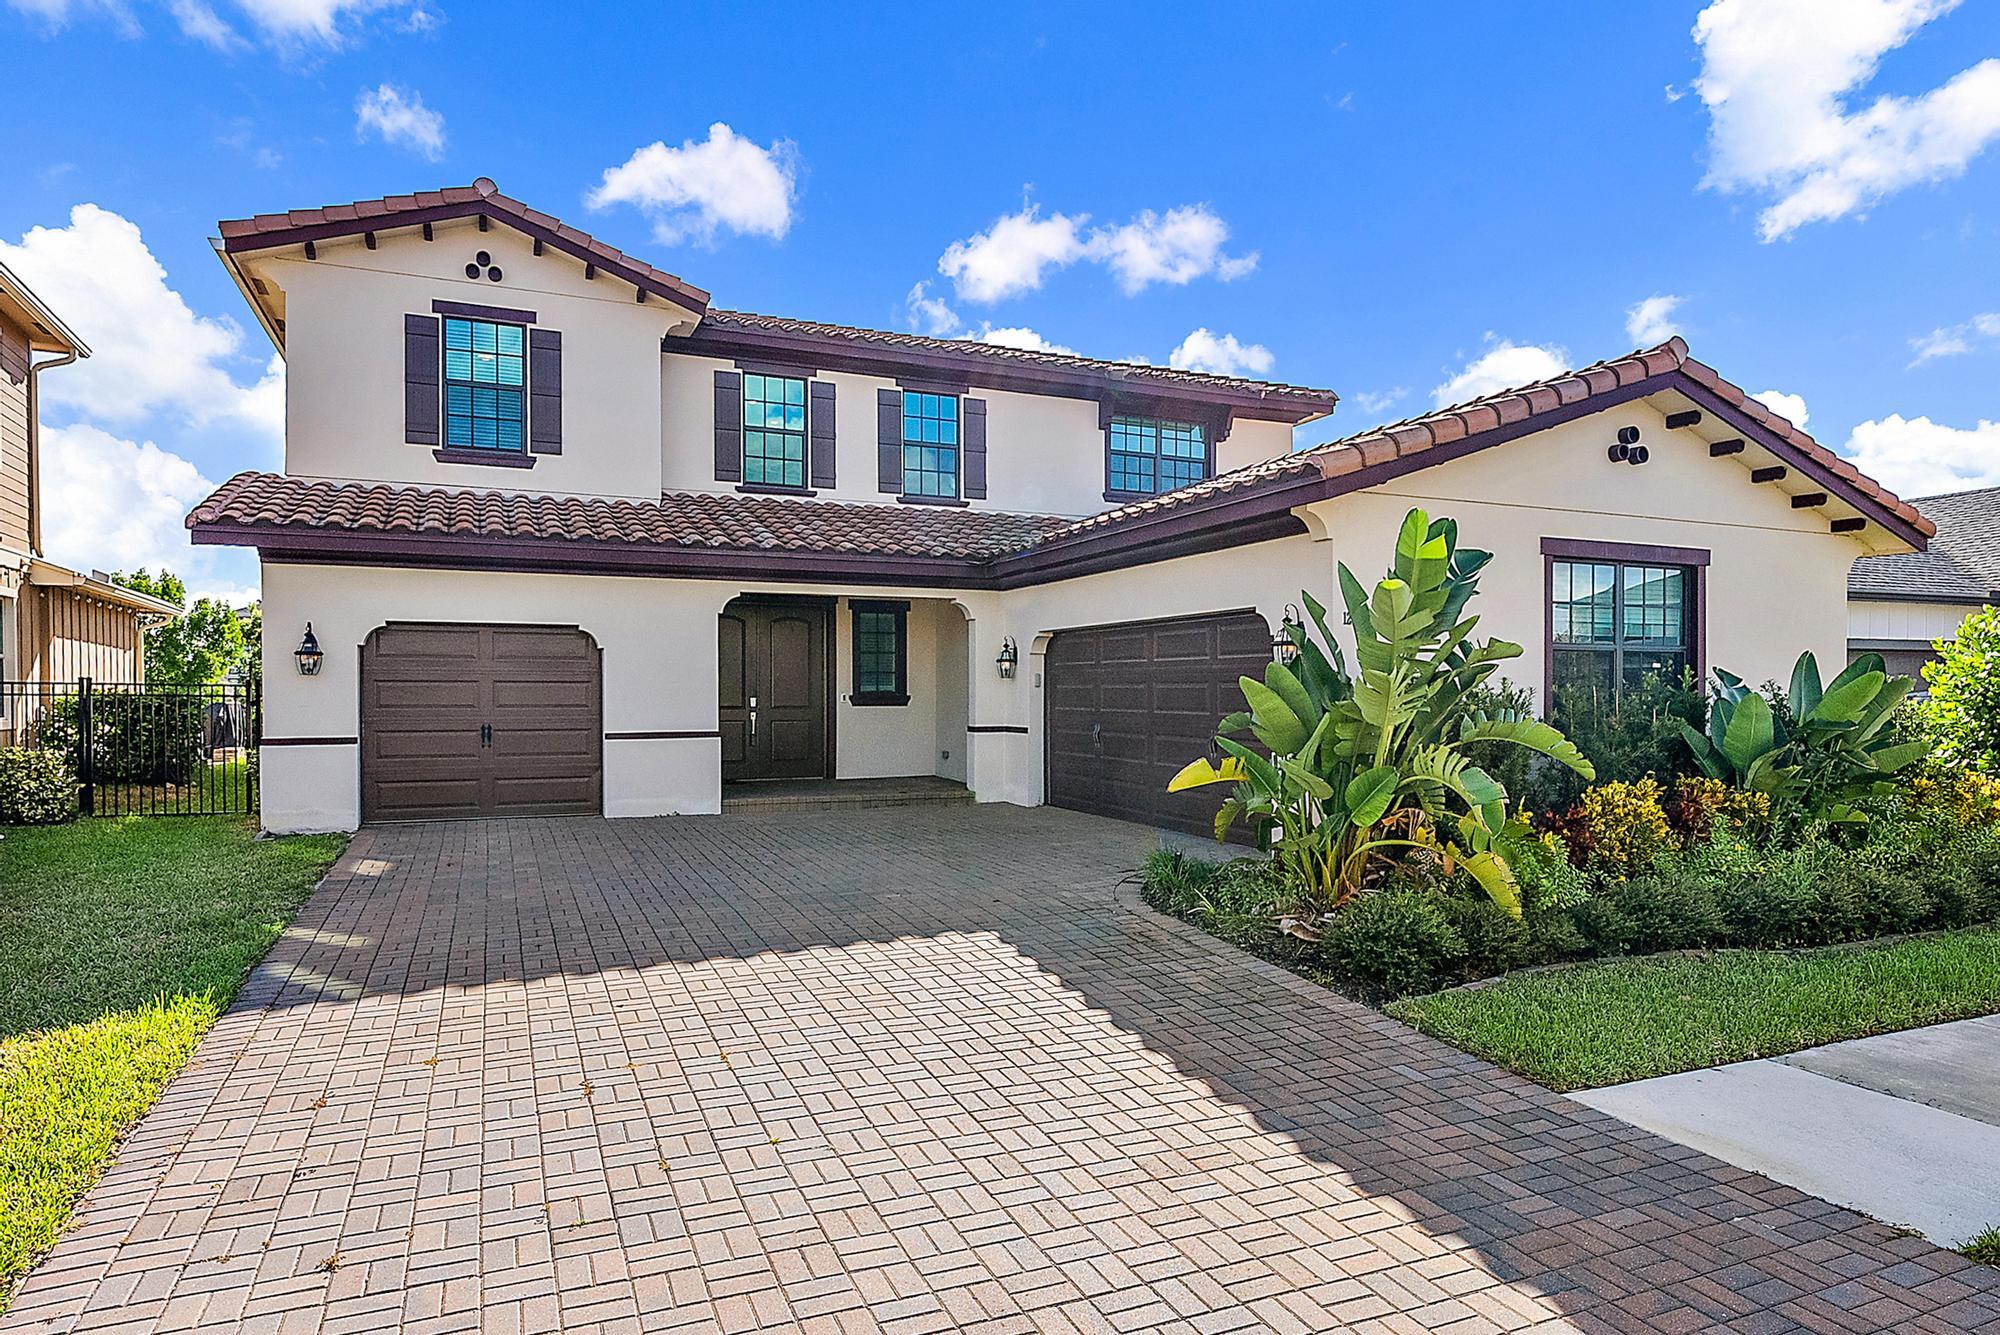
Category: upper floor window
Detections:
[
  {"x1": 443, "y1": 317, "x2": 525, "y2": 452},
  {"x1": 1108, "y1": 415, "x2": 1208, "y2": 497},
  {"x1": 744, "y1": 373, "x2": 807, "y2": 489},
  {"x1": 901, "y1": 391, "x2": 959, "y2": 499},
  {"x1": 1550, "y1": 558, "x2": 1693, "y2": 703}
]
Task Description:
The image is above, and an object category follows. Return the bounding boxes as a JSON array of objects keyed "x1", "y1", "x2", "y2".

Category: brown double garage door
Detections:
[
  {"x1": 361, "y1": 623, "x2": 602, "y2": 822},
  {"x1": 1045, "y1": 610, "x2": 1268, "y2": 837}
]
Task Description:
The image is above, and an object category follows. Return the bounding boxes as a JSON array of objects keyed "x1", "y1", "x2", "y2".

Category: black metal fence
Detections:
[{"x1": 1, "y1": 677, "x2": 260, "y2": 816}]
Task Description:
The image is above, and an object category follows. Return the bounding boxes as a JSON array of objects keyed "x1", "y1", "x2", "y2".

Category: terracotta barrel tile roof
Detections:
[{"x1": 188, "y1": 473, "x2": 1069, "y2": 561}]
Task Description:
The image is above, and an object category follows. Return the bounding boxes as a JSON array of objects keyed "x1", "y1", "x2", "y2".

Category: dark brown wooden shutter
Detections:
[
  {"x1": 404, "y1": 314, "x2": 440, "y2": 446},
  {"x1": 714, "y1": 370, "x2": 743, "y2": 483},
  {"x1": 877, "y1": 388, "x2": 902, "y2": 494},
  {"x1": 810, "y1": 380, "x2": 836, "y2": 489},
  {"x1": 962, "y1": 396, "x2": 987, "y2": 499},
  {"x1": 528, "y1": 329, "x2": 562, "y2": 455}
]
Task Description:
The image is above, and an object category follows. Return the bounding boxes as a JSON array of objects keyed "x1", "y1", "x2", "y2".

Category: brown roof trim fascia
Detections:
[
  {"x1": 222, "y1": 198, "x2": 711, "y2": 313},
  {"x1": 194, "y1": 521, "x2": 993, "y2": 588},
  {"x1": 672, "y1": 326, "x2": 1333, "y2": 423},
  {"x1": 1671, "y1": 378, "x2": 1929, "y2": 551},
  {"x1": 1541, "y1": 536, "x2": 1713, "y2": 567}
]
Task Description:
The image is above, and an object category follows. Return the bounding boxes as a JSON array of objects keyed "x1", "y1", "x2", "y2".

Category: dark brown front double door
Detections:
[{"x1": 719, "y1": 600, "x2": 830, "y2": 782}]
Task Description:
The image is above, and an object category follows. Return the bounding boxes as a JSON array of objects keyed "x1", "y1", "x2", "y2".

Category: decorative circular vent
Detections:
[{"x1": 465, "y1": 251, "x2": 502, "y2": 282}]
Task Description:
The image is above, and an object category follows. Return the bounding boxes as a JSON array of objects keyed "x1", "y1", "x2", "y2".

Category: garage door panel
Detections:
[
  {"x1": 363, "y1": 624, "x2": 602, "y2": 822},
  {"x1": 1046, "y1": 610, "x2": 1267, "y2": 838}
]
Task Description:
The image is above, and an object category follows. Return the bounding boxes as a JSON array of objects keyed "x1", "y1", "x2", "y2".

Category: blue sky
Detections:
[{"x1": 5, "y1": 0, "x2": 1999, "y2": 601}]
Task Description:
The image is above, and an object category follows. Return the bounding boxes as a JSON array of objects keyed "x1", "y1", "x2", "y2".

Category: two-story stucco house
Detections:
[
  {"x1": 2, "y1": 261, "x2": 180, "y2": 702},
  {"x1": 188, "y1": 179, "x2": 1934, "y2": 835}
]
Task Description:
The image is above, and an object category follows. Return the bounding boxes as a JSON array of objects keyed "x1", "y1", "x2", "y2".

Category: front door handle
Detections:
[
  {"x1": 748, "y1": 695, "x2": 758, "y2": 742},
  {"x1": 480, "y1": 722, "x2": 493, "y2": 748}
]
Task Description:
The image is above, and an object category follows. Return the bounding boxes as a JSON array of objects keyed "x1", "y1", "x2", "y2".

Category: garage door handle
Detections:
[
  {"x1": 1091, "y1": 722, "x2": 1102, "y2": 753},
  {"x1": 480, "y1": 723, "x2": 493, "y2": 748}
]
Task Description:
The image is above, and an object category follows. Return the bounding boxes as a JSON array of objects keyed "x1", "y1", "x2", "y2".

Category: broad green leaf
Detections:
[
  {"x1": 1460, "y1": 849, "x2": 1522, "y2": 918},
  {"x1": 1720, "y1": 691, "x2": 1776, "y2": 771},
  {"x1": 1240, "y1": 676, "x2": 1309, "y2": 755},
  {"x1": 1280, "y1": 758, "x2": 1335, "y2": 803},
  {"x1": 1167, "y1": 756, "x2": 1246, "y2": 792},
  {"x1": 1345, "y1": 765, "x2": 1399, "y2": 826},
  {"x1": 1457, "y1": 714, "x2": 1596, "y2": 778},
  {"x1": 1679, "y1": 722, "x2": 1727, "y2": 780},
  {"x1": 1863, "y1": 739, "x2": 1929, "y2": 774},
  {"x1": 1392, "y1": 507, "x2": 1433, "y2": 583},
  {"x1": 1812, "y1": 670, "x2": 1883, "y2": 724},
  {"x1": 1262, "y1": 661, "x2": 1320, "y2": 731},
  {"x1": 1789, "y1": 651, "x2": 1823, "y2": 720},
  {"x1": 1217, "y1": 738, "x2": 1282, "y2": 795},
  {"x1": 1212, "y1": 798, "x2": 1242, "y2": 842}
]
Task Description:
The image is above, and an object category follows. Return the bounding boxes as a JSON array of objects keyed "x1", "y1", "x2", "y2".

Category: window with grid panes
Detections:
[
  {"x1": 743, "y1": 373, "x2": 808, "y2": 488},
  {"x1": 443, "y1": 317, "x2": 526, "y2": 451},
  {"x1": 901, "y1": 391, "x2": 959, "y2": 498},
  {"x1": 1107, "y1": 416, "x2": 1208, "y2": 495},
  {"x1": 1549, "y1": 559, "x2": 1693, "y2": 704},
  {"x1": 850, "y1": 601, "x2": 908, "y2": 705}
]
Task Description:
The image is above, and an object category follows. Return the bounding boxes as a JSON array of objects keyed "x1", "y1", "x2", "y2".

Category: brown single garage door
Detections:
[
  {"x1": 361, "y1": 623, "x2": 602, "y2": 822},
  {"x1": 1045, "y1": 610, "x2": 1270, "y2": 836}
]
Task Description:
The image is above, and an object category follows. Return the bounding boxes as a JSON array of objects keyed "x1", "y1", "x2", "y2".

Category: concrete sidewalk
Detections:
[{"x1": 1575, "y1": 1015, "x2": 2000, "y2": 1247}]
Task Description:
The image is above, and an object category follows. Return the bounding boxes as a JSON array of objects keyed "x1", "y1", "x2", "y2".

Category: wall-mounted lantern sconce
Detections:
[
  {"x1": 1273, "y1": 603, "x2": 1304, "y2": 664},
  {"x1": 996, "y1": 636, "x2": 1019, "y2": 679},
  {"x1": 1606, "y1": 425, "x2": 1649, "y2": 466},
  {"x1": 294, "y1": 623, "x2": 324, "y2": 677}
]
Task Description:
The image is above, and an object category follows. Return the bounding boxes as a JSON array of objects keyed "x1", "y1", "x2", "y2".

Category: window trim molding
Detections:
[
  {"x1": 432, "y1": 298, "x2": 537, "y2": 325},
  {"x1": 849, "y1": 598, "x2": 910, "y2": 707},
  {"x1": 1542, "y1": 538, "x2": 1707, "y2": 718}
]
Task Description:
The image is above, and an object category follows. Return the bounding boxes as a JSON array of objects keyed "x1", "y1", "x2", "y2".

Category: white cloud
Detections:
[
  {"x1": 936, "y1": 200, "x2": 1256, "y2": 303},
  {"x1": 1752, "y1": 388, "x2": 1810, "y2": 427},
  {"x1": 1842, "y1": 414, "x2": 2000, "y2": 495},
  {"x1": 1432, "y1": 338, "x2": 1570, "y2": 408},
  {"x1": 588, "y1": 123, "x2": 799, "y2": 245},
  {"x1": 974, "y1": 326, "x2": 1077, "y2": 357},
  {"x1": 37, "y1": 423, "x2": 213, "y2": 578},
  {"x1": 937, "y1": 204, "x2": 1090, "y2": 303},
  {"x1": 903, "y1": 281, "x2": 961, "y2": 337},
  {"x1": 1909, "y1": 311, "x2": 2000, "y2": 365},
  {"x1": 1691, "y1": 0, "x2": 2000, "y2": 240},
  {"x1": 1168, "y1": 328, "x2": 1274, "y2": 377},
  {"x1": 1626, "y1": 294, "x2": 1686, "y2": 344},
  {"x1": 354, "y1": 83, "x2": 444, "y2": 160},
  {"x1": 1089, "y1": 206, "x2": 1257, "y2": 296},
  {"x1": 12, "y1": 0, "x2": 424, "y2": 46},
  {"x1": 1347, "y1": 388, "x2": 1408, "y2": 417},
  {"x1": 0, "y1": 204, "x2": 278, "y2": 442}
]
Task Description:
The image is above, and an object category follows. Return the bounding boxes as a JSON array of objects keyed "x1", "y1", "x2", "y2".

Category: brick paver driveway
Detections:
[{"x1": 10, "y1": 806, "x2": 2000, "y2": 1335}]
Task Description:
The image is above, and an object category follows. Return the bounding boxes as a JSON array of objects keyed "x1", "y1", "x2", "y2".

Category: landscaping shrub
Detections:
[
  {"x1": 1545, "y1": 668, "x2": 1704, "y2": 794},
  {"x1": 1322, "y1": 889, "x2": 1467, "y2": 1001},
  {"x1": 1577, "y1": 778, "x2": 1673, "y2": 876},
  {"x1": 0, "y1": 749, "x2": 76, "y2": 825},
  {"x1": 1513, "y1": 833, "x2": 1593, "y2": 911},
  {"x1": 1923, "y1": 605, "x2": 2000, "y2": 774},
  {"x1": 1524, "y1": 904, "x2": 1590, "y2": 962},
  {"x1": 1848, "y1": 863, "x2": 1933, "y2": 938},
  {"x1": 1567, "y1": 895, "x2": 1635, "y2": 957},
  {"x1": 1725, "y1": 873, "x2": 1820, "y2": 947},
  {"x1": 35, "y1": 691, "x2": 206, "y2": 785},
  {"x1": 1927, "y1": 866, "x2": 1988, "y2": 931},
  {"x1": 1440, "y1": 894, "x2": 1531, "y2": 978},
  {"x1": 1669, "y1": 775, "x2": 1770, "y2": 842},
  {"x1": 1602, "y1": 875, "x2": 1725, "y2": 953},
  {"x1": 1140, "y1": 849, "x2": 1283, "y2": 920}
]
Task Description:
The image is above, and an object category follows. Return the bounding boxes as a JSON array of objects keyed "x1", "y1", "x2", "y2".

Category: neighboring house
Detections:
[
  {"x1": 190, "y1": 179, "x2": 1932, "y2": 835},
  {"x1": 1848, "y1": 486, "x2": 2000, "y2": 679},
  {"x1": 0, "y1": 261, "x2": 179, "y2": 699}
]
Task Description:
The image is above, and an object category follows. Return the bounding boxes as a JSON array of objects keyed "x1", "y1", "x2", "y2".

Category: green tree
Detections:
[
  {"x1": 112, "y1": 569, "x2": 252, "y2": 684},
  {"x1": 1924, "y1": 605, "x2": 2000, "y2": 774}
]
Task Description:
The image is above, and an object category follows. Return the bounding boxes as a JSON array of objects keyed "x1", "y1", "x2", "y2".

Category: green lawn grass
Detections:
[
  {"x1": 1387, "y1": 928, "x2": 2000, "y2": 1092},
  {"x1": 0, "y1": 817, "x2": 345, "y2": 1312}
]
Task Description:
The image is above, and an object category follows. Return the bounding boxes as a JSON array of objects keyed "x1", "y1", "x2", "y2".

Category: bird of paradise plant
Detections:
[{"x1": 1168, "y1": 508, "x2": 1595, "y2": 918}]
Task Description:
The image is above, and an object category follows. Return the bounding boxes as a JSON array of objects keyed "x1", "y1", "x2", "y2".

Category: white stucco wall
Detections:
[
  {"x1": 1304, "y1": 400, "x2": 1875, "y2": 702},
  {"x1": 662, "y1": 350, "x2": 1304, "y2": 519},
  {"x1": 263, "y1": 220, "x2": 692, "y2": 500}
]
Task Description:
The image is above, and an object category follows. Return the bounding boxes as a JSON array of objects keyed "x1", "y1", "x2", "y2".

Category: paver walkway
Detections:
[{"x1": 8, "y1": 805, "x2": 2000, "y2": 1334}]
